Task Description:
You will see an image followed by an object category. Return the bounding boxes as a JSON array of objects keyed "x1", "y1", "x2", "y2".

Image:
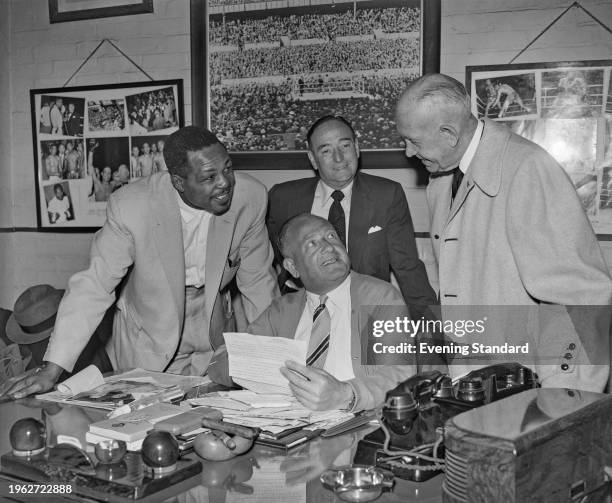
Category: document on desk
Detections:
[{"x1": 224, "y1": 332, "x2": 308, "y2": 395}]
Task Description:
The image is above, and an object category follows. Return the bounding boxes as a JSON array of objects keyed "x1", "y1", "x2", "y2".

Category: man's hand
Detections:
[
  {"x1": 0, "y1": 362, "x2": 64, "y2": 399},
  {"x1": 280, "y1": 361, "x2": 353, "y2": 411}
]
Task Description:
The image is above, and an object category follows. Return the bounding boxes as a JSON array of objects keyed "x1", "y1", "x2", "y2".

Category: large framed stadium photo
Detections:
[
  {"x1": 192, "y1": 0, "x2": 441, "y2": 170},
  {"x1": 30, "y1": 80, "x2": 183, "y2": 231},
  {"x1": 466, "y1": 60, "x2": 612, "y2": 238}
]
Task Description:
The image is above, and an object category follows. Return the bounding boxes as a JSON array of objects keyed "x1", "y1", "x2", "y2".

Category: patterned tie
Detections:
[
  {"x1": 328, "y1": 190, "x2": 346, "y2": 246},
  {"x1": 451, "y1": 167, "x2": 464, "y2": 201},
  {"x1": 307, "y1": 295, "x2": 330, "y2": 368}
]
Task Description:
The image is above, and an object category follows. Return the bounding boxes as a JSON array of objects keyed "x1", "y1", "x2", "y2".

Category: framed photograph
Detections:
[
  {"x1": 195, "y1": 0, "x2": 440, "y2": 170},
  {"x1": 466, "y1": 60, "x2": 612, "y2": 238},
  {"x1": 49, "y1": 0, "x2": 153, "y2": 24},
  {"x1": 30, "y1": 79, "x2": 184, "y2": 231}
]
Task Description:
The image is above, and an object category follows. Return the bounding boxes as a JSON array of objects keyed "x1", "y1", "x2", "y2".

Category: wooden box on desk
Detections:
[{"x1": 442, "y1": 388, "x2": 612, "y2": 503}]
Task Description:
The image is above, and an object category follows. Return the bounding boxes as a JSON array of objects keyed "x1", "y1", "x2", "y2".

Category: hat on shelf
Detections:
[{"x1": 6, "y1": 285, "x2": 65, "y2": 345}]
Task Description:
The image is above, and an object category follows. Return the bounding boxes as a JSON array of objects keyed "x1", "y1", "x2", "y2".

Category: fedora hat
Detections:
[{"x1": 6, "y1": 285, "x2": 65, "y2": 344}]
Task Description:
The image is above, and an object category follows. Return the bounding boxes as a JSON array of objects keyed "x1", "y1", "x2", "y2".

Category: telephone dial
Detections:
[{"x1": 354, "y1": 362, "x2": 538, "y2": 482}]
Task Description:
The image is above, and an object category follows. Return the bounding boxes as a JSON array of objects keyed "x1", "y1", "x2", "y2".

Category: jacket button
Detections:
[
  {"x1": 567, "y1": 343, "x2": 576, "y2": 350},
  {"x1": 561, "y1": 363, "x2": 569, "y2": 371},
  {"x1": 564, "y1": 353, "x2": 572, "y2": 360},
  {"x1": 434, "y1": 234, "x2": 439, "y2": 239}
]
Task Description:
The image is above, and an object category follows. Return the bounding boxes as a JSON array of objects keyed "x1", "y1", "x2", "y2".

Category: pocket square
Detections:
[{"x1": 368, "y1": 226, "x2": 382, "y2": 234}]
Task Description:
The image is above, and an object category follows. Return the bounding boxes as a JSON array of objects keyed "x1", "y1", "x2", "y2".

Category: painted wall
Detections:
[{"x1": 1, "y1": 0, "x2": 611, "y2": 307}]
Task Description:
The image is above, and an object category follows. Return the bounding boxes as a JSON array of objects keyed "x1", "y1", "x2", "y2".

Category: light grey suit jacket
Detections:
[
  {"x1": 45, "y1": 172, "x2": 278, "y2": 372},
  {"x1": 246, "y1": 272, "x2": 417, "y2": 411},
  {"x1": 427, "y1": 119, "x2": 612, "y2": 391}
]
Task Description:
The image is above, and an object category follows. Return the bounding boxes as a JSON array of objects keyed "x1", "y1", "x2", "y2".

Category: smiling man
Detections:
[
  {"x1": 267, "y1": 115, "x2": 436, "y2": 315},
  {"x1": 395, "y1": 74, "x2": 611, "y2": 392},
  {"x1": 3, "y1": 126, "x2": 278, "y2": 398},
  {"x1": 210, "y1": 214, "x2": 416, "y2": 411}
]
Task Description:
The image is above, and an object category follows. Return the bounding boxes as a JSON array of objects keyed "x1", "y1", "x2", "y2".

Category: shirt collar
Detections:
[
  {"x1": 176, "y1": 190, "x2": 210, "y2": 223},
  {"x1": 458, "y1": 119, "x2": 484, "y2": 174},
  {"x1": 306, "y1": 273, "x2": 351, "y2": 310},
  {"x1": 316, "y1": 179, "x2": 354, "y2": 205}
]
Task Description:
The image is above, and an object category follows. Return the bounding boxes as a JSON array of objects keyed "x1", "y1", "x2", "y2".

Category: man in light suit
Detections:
[
  {"x1": 267, "y1": 116, "x2": 437, "y2": 314},
  {"x1": 211, "y1": 214, "x2": 416, "y2": 411},
  {"x1": 4, "y1": 126, "x2": 278, "y2": 398},
  {"x1": 395, "y1": 73, "x2": 612, "y2": 392}
]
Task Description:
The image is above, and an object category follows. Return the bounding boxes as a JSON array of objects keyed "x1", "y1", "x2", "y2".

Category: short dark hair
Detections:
[
  {"x1": 53, "y1": 183, "x2": 63, "y2": 192},
  {"x1": 306, "y1": 115, "x2": 355, "y2": 147},
  {"x1": 164, "y1": 126, "x2": 222, "y2": 178}
]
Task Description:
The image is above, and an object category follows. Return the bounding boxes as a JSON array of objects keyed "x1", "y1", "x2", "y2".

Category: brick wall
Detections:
[
  {"x1": 1, "y1": 0, "x2": 611, "y2": 306},
  {"x1": 1, "y1": 0, "x2": 191, "y2": 306}
]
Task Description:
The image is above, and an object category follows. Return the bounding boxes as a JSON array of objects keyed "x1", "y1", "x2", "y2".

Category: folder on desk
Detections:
[{"x1": 256, "y1": 428, "x2": 323, "y2": 450}]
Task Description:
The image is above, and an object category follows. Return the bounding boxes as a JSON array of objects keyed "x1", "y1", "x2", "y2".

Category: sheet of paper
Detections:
[
  {"x1": 56, "y1": 365, "x2": 104, "y2": 395},
  {"x1": 219, "y1": 390, "x2": 293, "y2": 408},
  {"x1": 224, "y1": 332, "x2": 307, "y2": 394}
]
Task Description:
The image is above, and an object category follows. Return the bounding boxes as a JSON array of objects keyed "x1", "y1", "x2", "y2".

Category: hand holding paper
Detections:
[
  {"x1": 280, "y1": 361, "x2": 354, "y2": 411},
  {"x1": 224, "y1": 333, "x2": 308, "y2": 395}
]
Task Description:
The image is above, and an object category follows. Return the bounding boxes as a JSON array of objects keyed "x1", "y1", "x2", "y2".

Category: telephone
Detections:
[{"x1": 354, "y1": 363, "x2": 538, "y2": 482}]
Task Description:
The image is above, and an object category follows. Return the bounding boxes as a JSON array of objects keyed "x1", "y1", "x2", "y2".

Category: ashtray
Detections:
[{"x1": 320, "y1": 465, "x2": 394, "y2": 502}]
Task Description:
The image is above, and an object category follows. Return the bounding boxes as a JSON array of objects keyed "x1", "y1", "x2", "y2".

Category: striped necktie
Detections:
[{"x1": 306, "y1": 295, "x2": 330, "y2": 368}]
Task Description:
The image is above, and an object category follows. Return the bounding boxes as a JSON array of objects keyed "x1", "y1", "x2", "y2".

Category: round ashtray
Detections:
[
  {"x1": 94, "y1": 439, "x2": 127, "y2": 465},
  {"x1": 320, "y1": 465, "x2": 394, "y2": 502}
]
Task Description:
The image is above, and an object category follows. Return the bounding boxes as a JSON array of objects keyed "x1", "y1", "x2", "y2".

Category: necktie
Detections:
[
  {"x1": 328, "y1": 190, "x2": 346, "y2": 246},
  {"x1": 307, "y1": 295, "x2": 330, "y2": 368},
  {"x1": 451, "y1": 167, "x2": 464, "y2": 201}
]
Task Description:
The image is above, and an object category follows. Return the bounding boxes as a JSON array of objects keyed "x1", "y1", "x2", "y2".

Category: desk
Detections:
[{"x1": 0, "y1": 398, "x2": 444, "y2": 503}]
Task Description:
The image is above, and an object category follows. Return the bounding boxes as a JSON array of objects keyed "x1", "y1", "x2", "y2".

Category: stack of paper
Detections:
[{"x1": 189, "y1": 390, "x2": 353, "y2": 436}]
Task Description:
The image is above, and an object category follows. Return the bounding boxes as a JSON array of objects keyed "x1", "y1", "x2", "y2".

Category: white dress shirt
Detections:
[
  {"x1": 294, "y1": 274, "x2": 355, "y2": 381},
  {"x1": 458, "y1": 119, "x2": 484, "y2": 174},
  {"x1": 311, "y1": 180, "x2": 353, "y2": 246},
  {"x1": 177, "y1": 192, "x2": 211, "y2": 287}
]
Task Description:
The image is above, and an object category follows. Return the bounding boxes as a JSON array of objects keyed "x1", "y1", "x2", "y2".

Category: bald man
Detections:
[
  {"x1": 211, "y1": 214, "x2": 416, "y2": 412},
  {"x1": 395, "y1": 73, "x2": 611, "y2": 392}
]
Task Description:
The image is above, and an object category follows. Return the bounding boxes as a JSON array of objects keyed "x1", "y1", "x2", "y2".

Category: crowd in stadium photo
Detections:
[
  {"x1": 209, "y1": 3, "x2": 421, "y2": 151},
  {"x1": 211, "y1": 74, "x2": 410, "y2": 150},
  {"x1": 209, "y1": 7, "x2": 420, "y2": 45}
]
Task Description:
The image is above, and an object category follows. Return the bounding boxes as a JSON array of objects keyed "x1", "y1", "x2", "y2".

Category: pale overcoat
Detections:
[{"x1": 427, "y1": 119, "x2": 612, "y2": 391}]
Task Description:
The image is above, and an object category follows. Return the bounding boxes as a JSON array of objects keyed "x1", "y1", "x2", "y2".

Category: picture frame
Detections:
[
  {"x1": 30, "y1": 79, "x2": 184, "y2": 231},
  {"x1": 191, "y1": 0, "x2": 440, "y2": 171},
  {"x1": 466, "y1": 60, "x2": 612, "y2": 238},
  {"x1": 49, "y1": 0, "x2": 153, "y2": 24}
]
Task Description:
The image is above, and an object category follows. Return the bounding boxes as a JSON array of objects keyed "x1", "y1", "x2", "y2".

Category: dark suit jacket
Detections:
[{"x1": 267, "y1": 172, "x2": 437, "y2": 310}]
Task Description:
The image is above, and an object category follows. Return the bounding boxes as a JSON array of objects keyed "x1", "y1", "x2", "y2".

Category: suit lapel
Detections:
[
  {"x1": 296, "y1": 177, "x2": 318, "y2": 214},
  {"x1": 447, "y1": 120, "x2": 504, "y2": 225},
  {"x1": 348, "y1": 174, "x2": 373, "y2": 270},
  {"x1": 151, "y1": 176, "x2": 184, "y2": 324},
  {"x1": 204, "y1": 208, "x2": 236, "y2": 323}
]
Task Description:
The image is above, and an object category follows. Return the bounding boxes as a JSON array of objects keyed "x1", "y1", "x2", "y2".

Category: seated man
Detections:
[{"x1": 211, "y1": 213, "x2": 416, "y2": 411}]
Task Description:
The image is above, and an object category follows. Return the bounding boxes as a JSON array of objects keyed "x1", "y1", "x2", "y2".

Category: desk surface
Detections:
[{"x1": 0, "y1": 398, "x2": 444, "y2": 503}]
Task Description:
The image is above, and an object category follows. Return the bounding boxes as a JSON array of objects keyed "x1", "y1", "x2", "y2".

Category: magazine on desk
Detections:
[{"x1": 36, "y1": 366, "x2": 209, "y2": 410}]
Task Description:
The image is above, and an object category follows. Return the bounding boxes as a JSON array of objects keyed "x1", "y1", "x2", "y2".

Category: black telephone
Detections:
[{"x1": 354, "y1": 363, "x2": 538, "y2": 482}]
